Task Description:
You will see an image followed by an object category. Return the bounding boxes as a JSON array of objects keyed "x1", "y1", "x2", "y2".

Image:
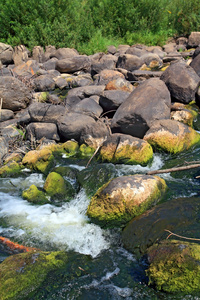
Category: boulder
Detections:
[
  {"x1": 190, "y1": 53, "x2": 200, "y2": 77},
  {"x1": 51, "y1": 47, "x2": 78, "y2": 60},
  {"x1": 33, "y1": 75, "x2": 56, "y2": 91},
  {"x1": 111, "y1": 78, "x2": 171, "y2": 138},
  {"x1": 71, "y1": 98, "x2": 103, "y2": 117},
  {"x1": 42, "y1": 45, "x2": 56, "y2": 62},
  {"x1": 188, "y1": 32, "x2": 200, "y2": 48},
  {"x1": 12, "y1": 45, "x2": 29, "y2": 66},
  {"x1": 0, "y1": 109, "x2": 14, "y2": 122},
  {"x1": 0, "y1": 76, "x2": 31, "y2": 111},
  {"x1": 116, "y1": 54, "x2": 143, "y2": 71},
  {"x1": 105, "y1": 77, "x2": 134, "y2": 92},
  {"x1": 13, "y1": 60, "x2": 40, "y2": 78},
  {"x1": 140, "y1": 53, "x2": 163, "y2": 69},
  {"x1": 107, "y1": 45, "x2": 117, "y2": 55},
  {"x1": 98, "y1": 133, "x2": 153, "y2": 165},
  {"x1": 66, "y1": 85, "x2": 105, "y2": 99},
  {"x1": 144, "y1": 119, "x2": 200, "y2": 154},
  {"x1": 126, "y1": 46, "x2": 147, "y2": 57},
  {"x1": 87, "y1": 174, "x2": 167, "y2": 228},
  {"x1": 99, "y1": 90, "x2": 130, "y2": 112},
  {"x1": 43, "y1": 171, "x2": 75, "y2": 200},
  {"x1": 163, "y1": 43, "x2": 176, "y2": 53},
  {"x1": 147, "y1": 240, "x2": 200, "y2": 294},
  {"x1": 32, "y1": 46, "x2": 44, "y2": 63},
  {"x1": 94, "y1": 69, "x2": 124, "y2": 85},
  {"x1": 26, "y1": 122, "x2": 60, "y2": 142},
  {"x1": 56, "y1": 56, "x2": 91, "y2": 73},
  {"x1": 171, "y1": 109, "x2": 195, "y2": 127},
  {"x1": 91, "y1": 54, "x2": 117, "y2": 75},
  {"x1": 22, "y1": 184, "x2": 49, "y2": 204},
  {"x1": 0, "y1": 42, "x2": 13, "y2": 64},
  {"x1": 122, "y1": 196, "x2": 200, "y2": 256},
  {"x1": 192, "y1": 46, "x2": 200, "y2": 59},
  {"x1": 0, "y1": 137, "x2": 8, "y2": 163},
  {"x1": 161, "y1": 60, "x2": 200, "y2": 104},
  {"x1": 43, "y1": 57, "x2": 58, "y2": 70},
  {"x1": 28, "y1": 102, "x2": 67, "y2": 123},
  {"x1": 57, "y1": 112, "x2": 109, "y2": 143}
]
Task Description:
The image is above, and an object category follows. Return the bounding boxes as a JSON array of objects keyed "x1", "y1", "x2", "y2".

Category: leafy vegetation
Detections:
[{"x1": 0, "y1": 0, "x2": 200, "y2": 54}]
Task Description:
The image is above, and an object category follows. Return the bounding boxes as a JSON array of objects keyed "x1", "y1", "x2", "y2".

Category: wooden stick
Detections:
[
  {"x1": 0, "y1": 98, "x2": 2, "y2": 120},
  {"x1": 146, "y1": 164, "x2": 200, "y2": 175},
  {"x1": 165, "y1": 229, "x2": 200, "y2": 241},
  {"x1": 85, "y1": 138, "x2": 106, "y2": 168}
]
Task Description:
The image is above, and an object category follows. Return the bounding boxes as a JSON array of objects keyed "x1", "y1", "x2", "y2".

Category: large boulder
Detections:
[
  {"x1": 13, "y1": 60, "x2": 40, "y2": 78},
  {"x1": 51, "y1": 47, "x2": 78, "y2": 60},
  {"x1": 98, "y1": 133, "x2": 153, "y2": 166},
  {"x1": 56, "y1": 56, "x2": 91, "y2": 73},
  {"x1": 71, "y1": 98, "x2": 103, "y2": 117},
  {"x1": 0, "y1": 42, "x2": 13, "y2": 64},
  {"x1": 0, "y1": 76, "x2": 31, "y2": 111},
  {"x1": 12, "y1": 45, "x2": 29, "y2": 66},
  {"x1": 105, "y1": 77, "x2": 134, "y2": 92},
  {"x1": 188, "y1": 32, "x2": 200, "y2": 48},
  {"x1": 111, "y1": 78, "x2": 171, "y2": 138},
  {"x1": 147, "y1": 240, "x2": 200, "y2": 294},
  {"x1": 57, "y1": 112, "x2": 109, "y2": 143},
  {"x1": 33, "y1": 74, "x2": 56, "y2": 91},
  {"x1": 99, "y1": 90, "x2": 130, "y2": 112},
  {"x1": 144, "y1": 119, "x2": 200, "y2": 154},
  {"x1": 91, "y1": 54, "x2": 117, "y2": 75},
  {"x1": 122, "y1": 196, "x2": 200, "y2": 256},
  {"x1": 87, "y1": 174, "x2": 167, "y2": 228},
  {"x1": 32, "y1": 46, "x2": 45, "y2": 63},
  {"x1": 94, "y1": 69, "x2": 124, "y2": 85},
  {"x1": 161, "y1": 60, "x2": 200, "y2": 104}
]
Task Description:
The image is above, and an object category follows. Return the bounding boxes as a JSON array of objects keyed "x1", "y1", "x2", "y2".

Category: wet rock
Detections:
[
  {"x1": 144, "y1": 119, "x2": 200, "y2": 154},
  {"x1": 122, "y1": 197, "x2": 200, "y2": 256},
  {"x1": 111, "y1": 78, "x2": 171, "y2": 138},
  {"x1": 87, "y1": 174, "x2": 167, "y2": 228},
  {"x1": 161, "y1": 60, "x2": 200, "y2": 104},
  {"x1": 0, "y1": 161, "x2": 23, "y2": 178},
  {"x1": 146, "y1": 240, "x2": 200, "y2": 294},
  {"x1": 26, "y1": 122, "x2": 60, "y2": 142},
  {"x1": 43, "y1": 171, "x2": 75, "y2": 200},
  {"x1": 22, "y1": 184, "x2": 49, "y2": 204},
  {"x1": 98, "y1": 133, "x2": 153, "y2": 166},
  {"x1": 0, "y1": 76, "x2": 31, "y2": 111}
]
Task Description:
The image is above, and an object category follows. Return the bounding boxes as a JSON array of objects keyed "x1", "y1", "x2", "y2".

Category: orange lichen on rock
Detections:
[{"x1": 0, "y1": 236, "x2": 38, "y2": 254}]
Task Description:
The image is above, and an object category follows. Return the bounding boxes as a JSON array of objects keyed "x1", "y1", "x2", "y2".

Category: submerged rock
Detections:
[
  {"x1": 87, "y1": 174, "x2": 167, "y2": 228},
  {"x1": 0, "y1": 161, "x2": 23, "y2": 178},
  {"x1": 146, "y1": 240, "x2": 200, "y2": 294},
  {"x1": 22, "y1": 184, "x2": 49, "y2": 204},
  {"x1": 144, "y1": 119, "x2": 200, "y2": 154},
  {"x1": 98, "y1": 133, "x2": 153, "y2": 166}
]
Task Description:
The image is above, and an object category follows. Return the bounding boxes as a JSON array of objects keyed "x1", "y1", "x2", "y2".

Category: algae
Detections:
[{"x1": 22, "y1": 184, "x2": 49, "y2": 205}]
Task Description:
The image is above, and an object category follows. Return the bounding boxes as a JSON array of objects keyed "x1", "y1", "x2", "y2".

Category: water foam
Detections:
[{"x1": 0, "y1": 190, "x2": 109, "y2": 257}]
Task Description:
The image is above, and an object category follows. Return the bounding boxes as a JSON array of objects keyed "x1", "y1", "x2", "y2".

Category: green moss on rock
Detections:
[
  {"x1": 147, "y1": 240, "x2": 200, "y2": 294},
  {"x1": 43, "y1": 172, "x2": 75, "y2": 200},
  {"x1": 62, "y1": 140, "x2": 79, "y2": 157},
  {"x1": 22, "y1": 184, "x2": 49, "y2": 204},
  {"x1": 79, "y1": 144, "x2": 95, "y2": 157},
  {"x1": 0, "y1": 161, "x2": 23, "y2": 178}
]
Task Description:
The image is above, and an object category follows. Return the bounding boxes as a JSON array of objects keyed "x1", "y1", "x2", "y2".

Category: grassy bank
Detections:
[{"x1": 0, "y1": 0, "x2": 200, "y2": 54}]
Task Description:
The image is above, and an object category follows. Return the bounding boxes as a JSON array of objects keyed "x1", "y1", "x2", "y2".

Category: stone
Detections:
[
  {"x1": 190, "y1": 53, "x2": 200, "y2": 77},
  {"x1": 13, "y1": 60, "x2": 40, "y2": 78},
  {"x1": 71, "y1": 98, "x2": 103, "y2": 117},
  {"x1": 43, "y1": 57, "x2": 58, "y2": 70},
  {"x1": 0, "y1": 42, "x2": 13, "y2": 64},
  {"x1": 12, "y1": 45, "x2": 29, "y2": 66},
  {"x1": 26, "y1": 122, "x2": 60, "y2": 142},
  {"x1": 126, "y1": 46, "x2": 147, "y2": 57},
  {"x1": 161, "y1": 60, "x2": 200, "y2": 104},
  {"x1": 0, "y1": 76, "x2": 31, "y2": 111},
  {"x1": 147, "y1": 240, "x2": 200, "y2": 294},
  {"x1": 28, "y1": 102, "x2": 67, "y2": 123},
  {"x1": 0, "y1": 137, "x2": 8, "y2": 163},
  {"x1": 116, "y1": 54, "x2": 143, "y2": 71},
  {"x1": 66, "y1": 85, "x2": 105, "y2": 99},
  {"x1": 98, "y1": 133, "x2": 153, "y2": 166},
  {"x1": 140, "y1": 53, "x2": 163, "y2": 69},
  {"x1": 32, "y1": 46, "x2": 44, "y2": 63},
  {"x1": 87, "y1": 174, "x2": 167, "y2": 228},
  {"x1": 51, "y1": 47, "x2": 78, "y2": 60},
  {"x1": 144, "y1": 119, "x2": 200, "y2": 154},
  {"x1": 0, "y1": 109, "x2": 14, "y2": 122},
  {"x1": 91, "y1": 54, "x2": 117, "y2": 75},
  {"x1": 22, "y1": 184, "x2": 49, "y2": 204},
  {"x1": 99, "y1": 90, "x2": 130, "y2": 112},
  {"x1": 94, "y1": 69, "x2": 124, "y2": 85},
  {"x1": 188, "y1": 32, "x2": 200, "y2": 48},
  {"x1": 56, "y1": 56, "x2": 91, "y2": 73},
  {"x1": 111, "y1": 78, "x2": 171, "y2": 138},
  {"x1": 33, "y1": 75, "x2": 56, "y2": 91},
  {"x1": 105, "y1": 77, "x2": 134, "y2": 92}
]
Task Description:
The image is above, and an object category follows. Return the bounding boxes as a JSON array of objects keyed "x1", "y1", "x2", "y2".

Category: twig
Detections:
[
  {"x1": 165, "y1": 229, "x2": 200, "y2": 241},
  {"x1": 146, "y1": 164, "x2": 200, "y2": 175},
  {"x1": 85, "y1": 138, "x2": 107, "y2": 168}
]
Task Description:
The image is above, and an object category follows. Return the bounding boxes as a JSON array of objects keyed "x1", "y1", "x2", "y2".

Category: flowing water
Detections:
[{"x1": 1, "y1": 143, "x2": 200, "y2": 299}]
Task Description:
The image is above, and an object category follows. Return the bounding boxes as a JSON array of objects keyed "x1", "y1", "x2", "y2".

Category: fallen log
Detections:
[{"x1": 146, "y1": 163, "x2": 200, "y2": 175}]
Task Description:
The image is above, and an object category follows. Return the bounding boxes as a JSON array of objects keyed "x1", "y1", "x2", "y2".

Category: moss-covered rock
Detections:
[
  {"x1": 79, "y1": 144, "x2": 95, "y2": 157},
  {"x1": 98, "y1": 133, "x2": 153, "y2": 165},
  {"x1": 0, "y1": 161, "x2": 23, "y2": 178},
  {"x1": 22, "y1": 148, "x2": 54, "y2": 174},
  {"x1": 61, "y1": 140, "x2": 79, "y2": 157},
  {"x1": 144, "y1": 119, "x2": 200, "y2": 154},
  {"x1": 22, "y1": 184, "x2": 49, "y2": 205},
  {"x1": 146, "y1": 240, "x2": 200, "y2": 294},
  {"x1": 0, "y1": 250, "x2": 91, "y2": 300},
  {"x1": 77, "y1": 163, "x2": 117, "y2": 196},
  {"x1": 43, "y1": 172, "x2": 75, "y2": 200},
  {"x1": 87, "y1": 174, "x2": 167, "y2": 228}
]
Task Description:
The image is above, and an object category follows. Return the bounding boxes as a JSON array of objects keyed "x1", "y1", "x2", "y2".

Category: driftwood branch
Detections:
[
  {"x1": 85, "y1": 138, "x2": 106, "y2": 168},
  {"x1": 146, "y1": 164, "x2": 200, "y2": 175},
  {"x1": 165, "y1": 230, "x2": 200, "y2": 241}
]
